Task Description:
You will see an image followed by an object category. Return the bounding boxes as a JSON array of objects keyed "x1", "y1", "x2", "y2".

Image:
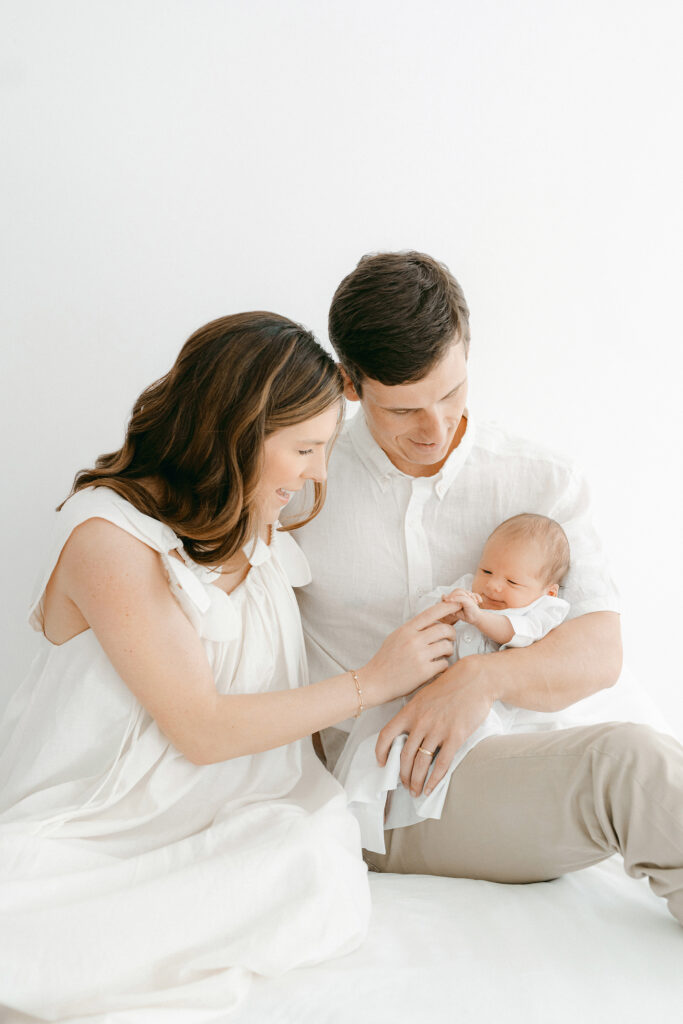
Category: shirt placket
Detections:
[{"x1": 404, "y1": 477, "x2": 435, "y2": 617}]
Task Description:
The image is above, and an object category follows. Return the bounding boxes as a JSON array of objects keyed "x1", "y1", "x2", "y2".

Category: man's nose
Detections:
[{"x1": 417, "y1": 407, "x2": 445, "y2": 440}]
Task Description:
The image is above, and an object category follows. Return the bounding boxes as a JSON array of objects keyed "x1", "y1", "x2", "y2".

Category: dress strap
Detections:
[{"x1": 28, "y1": 486, "x2": 181, "y2": 632}]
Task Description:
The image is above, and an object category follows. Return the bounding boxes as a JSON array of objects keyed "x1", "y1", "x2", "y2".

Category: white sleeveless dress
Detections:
[{"x1": 0, "y1": 487, "x2": 370, "y2": 1022}]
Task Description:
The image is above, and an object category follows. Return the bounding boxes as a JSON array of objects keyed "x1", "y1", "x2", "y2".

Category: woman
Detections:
[{"x1": 0, "y1": 313, "x2": 454, "y2": 1021}]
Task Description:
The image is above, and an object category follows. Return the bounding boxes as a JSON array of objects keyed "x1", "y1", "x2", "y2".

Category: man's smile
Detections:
[{"x1": 408, "y1": 439, "x2": 443, "y2": 449}]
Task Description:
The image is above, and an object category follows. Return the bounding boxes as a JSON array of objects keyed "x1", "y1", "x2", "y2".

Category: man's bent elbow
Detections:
[{"x1": 596, "y1": 611, "x2": 623, "y2": 689}]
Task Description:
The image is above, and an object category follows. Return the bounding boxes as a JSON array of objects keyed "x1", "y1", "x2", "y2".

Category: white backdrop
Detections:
[{"x1": 2, "y1": 0, "x2": 682, "y2": 732}]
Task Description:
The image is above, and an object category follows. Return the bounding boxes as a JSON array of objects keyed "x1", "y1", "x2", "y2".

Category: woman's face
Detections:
[{"x1": 256, "y1": 403, "x2": 341, "y2": 525}]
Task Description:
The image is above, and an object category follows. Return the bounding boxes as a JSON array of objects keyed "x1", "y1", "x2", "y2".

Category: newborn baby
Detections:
[
  {"x1": 335, "y1": 513, "x2": 570, "y2": 853},
  {"x1": 427, "y1": 511, "x2": 570, "y2": 661}
]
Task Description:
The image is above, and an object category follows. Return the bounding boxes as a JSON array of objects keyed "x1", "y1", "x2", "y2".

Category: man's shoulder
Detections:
[{"x1": 470, "y1": 420, "x2": 579, "y2": 476}]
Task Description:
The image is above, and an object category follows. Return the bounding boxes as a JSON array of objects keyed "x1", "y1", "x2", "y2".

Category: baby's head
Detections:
[{"x1": 473, "y1": 514, "x2": 570, "y2": 610}]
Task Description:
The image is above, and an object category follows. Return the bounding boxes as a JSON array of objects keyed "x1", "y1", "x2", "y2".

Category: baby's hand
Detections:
[{"x1": 442, "y1": 589, "x2": 483, "y2": 625}]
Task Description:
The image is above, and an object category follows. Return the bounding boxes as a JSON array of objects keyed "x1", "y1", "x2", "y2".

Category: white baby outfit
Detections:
[
  {"x1": 335, "y1": 573, "x2": 569, "y2": 854},
  {"x1": 0, "y1": 487, "x2": 370, "y2": 1022},
  {"x1": 434, "y1": 574, "x2": 570, "y2": 659}
]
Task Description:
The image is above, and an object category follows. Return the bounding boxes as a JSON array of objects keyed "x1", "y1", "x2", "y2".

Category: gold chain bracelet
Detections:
[{"x1": 350, "y1": 669, "x2": 364, "y2": 717}]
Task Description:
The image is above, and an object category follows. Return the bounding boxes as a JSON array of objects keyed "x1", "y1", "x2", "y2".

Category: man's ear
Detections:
[{"x1": 339, "y1": 366, "x2": 361, "y2": 402}]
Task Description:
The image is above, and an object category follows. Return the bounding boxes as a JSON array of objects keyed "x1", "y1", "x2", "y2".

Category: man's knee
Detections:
[
  {"x1": 601, "y1": 720, "x2": 657, "y2": 747},
  {"x1": 592, "y1": 721, "x2": 678, "y2": 778}
]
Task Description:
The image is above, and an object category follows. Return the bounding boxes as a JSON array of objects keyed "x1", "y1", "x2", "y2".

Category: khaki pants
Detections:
[{"x1": 363, "y1": 723, "x2": 683, "y2": 925}]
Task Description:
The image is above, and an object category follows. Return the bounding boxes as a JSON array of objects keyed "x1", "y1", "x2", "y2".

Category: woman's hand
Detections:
[{"x1": 360, "y1": 602, "x2": 456, "y2": 707}]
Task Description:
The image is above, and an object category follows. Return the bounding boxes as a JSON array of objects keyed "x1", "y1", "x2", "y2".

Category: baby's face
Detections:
[{"x1": 473, "y1": 534, "x2": 558, "y2": 610}]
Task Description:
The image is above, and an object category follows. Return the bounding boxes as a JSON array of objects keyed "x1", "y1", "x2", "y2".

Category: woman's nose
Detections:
[{"x1": 306, "y1": 450, "x2": 327, "y2": 483}]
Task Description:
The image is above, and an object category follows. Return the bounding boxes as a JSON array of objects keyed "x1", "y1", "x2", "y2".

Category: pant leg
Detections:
[{"x1": 364, "y1": 722, "x2": 683, "y2": 925}]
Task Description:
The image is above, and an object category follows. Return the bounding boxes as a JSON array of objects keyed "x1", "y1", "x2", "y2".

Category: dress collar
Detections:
[
  {"x1": 346, "y1": 408, "x2": 475, "y2": 498},
  {"x1": 183, "y1": 528, "x2": 273, "y2": 584},
  {"x1": 243, "y1": 530, "x2": 273, "y2": 567}
]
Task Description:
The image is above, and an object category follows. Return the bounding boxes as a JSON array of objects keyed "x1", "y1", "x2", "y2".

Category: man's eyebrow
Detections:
[{"x1": 381, "y1": 377, "x2": 467, "y2": 411}]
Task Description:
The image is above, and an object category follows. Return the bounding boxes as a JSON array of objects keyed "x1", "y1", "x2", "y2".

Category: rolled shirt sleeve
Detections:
[{"x1": 547, "y1": 465, "x2": 620, "y2": 618}]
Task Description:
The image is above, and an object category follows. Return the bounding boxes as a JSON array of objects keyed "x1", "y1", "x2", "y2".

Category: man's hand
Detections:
[{"x1": 375, "y1": 654, "x2": 495, "y2": 798}]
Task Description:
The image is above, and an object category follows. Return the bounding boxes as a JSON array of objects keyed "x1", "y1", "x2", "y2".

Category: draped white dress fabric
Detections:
[{"x1": 0, "y1": 488, "x2": 370, "y2": 1023}]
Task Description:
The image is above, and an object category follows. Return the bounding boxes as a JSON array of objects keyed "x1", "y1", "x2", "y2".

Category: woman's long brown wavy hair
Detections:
[{"x1": 62, "y1": 312, "x2": 343, "y2": 566}]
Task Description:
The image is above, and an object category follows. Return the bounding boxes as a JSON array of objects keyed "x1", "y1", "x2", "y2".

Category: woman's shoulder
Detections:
[
  {"x1": 28, "y1": 488, "x2": 181, "y2": 633},
  {"x1": 58, "y1": 486, "x2": 180, "y2": 555}
]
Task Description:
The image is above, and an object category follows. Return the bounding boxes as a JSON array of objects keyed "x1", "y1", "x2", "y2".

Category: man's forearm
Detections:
[{"x1": 474, "y1": 611, "x2": 623, "y2": 711}]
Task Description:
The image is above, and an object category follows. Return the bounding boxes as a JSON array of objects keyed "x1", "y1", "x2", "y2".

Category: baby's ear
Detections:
[{"x1": 547, "y1": 584, "x2": 559, "y2": 598}]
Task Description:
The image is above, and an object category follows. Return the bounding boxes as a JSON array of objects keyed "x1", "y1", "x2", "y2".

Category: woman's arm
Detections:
[{"x1": 54, "y1": 519, "x2": 455, "y2": 765}]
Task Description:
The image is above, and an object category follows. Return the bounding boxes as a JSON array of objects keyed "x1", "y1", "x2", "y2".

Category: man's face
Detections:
[{"x1": 345, "y1": 341, "x2": 468, "y2": 477}]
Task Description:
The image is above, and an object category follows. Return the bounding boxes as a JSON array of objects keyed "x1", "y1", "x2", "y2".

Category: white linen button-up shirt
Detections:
[{"x1": 287, "y1": 410, "x2": 619, "y2": 724}]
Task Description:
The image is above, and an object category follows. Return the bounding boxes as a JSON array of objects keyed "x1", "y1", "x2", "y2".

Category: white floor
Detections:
[{"x1": 239, "y1": 860, "x2": 683, "y2": 1024}]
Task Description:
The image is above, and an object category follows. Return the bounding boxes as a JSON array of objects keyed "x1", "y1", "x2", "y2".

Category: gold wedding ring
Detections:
[{"x1": 417, "y1": 746, "x2": 435, "y2": 757}]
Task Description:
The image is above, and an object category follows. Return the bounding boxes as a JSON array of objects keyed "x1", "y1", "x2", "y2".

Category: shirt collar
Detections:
[{"x1": 346, "y1": 407, "x2": 475, "y2": 498}]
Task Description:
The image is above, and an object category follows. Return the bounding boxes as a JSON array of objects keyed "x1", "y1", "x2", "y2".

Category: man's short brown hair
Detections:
[{"x1": 328, "y1": 250, "x2": 470, "y2": 392}]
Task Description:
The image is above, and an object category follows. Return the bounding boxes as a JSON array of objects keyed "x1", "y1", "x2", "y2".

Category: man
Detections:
[{"x1": 287, "y1": 251, "x2": 683, "y2": 921}]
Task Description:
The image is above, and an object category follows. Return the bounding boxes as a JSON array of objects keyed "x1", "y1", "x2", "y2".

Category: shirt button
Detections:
[
  {"x1": 463, "y1": 633, "x2": 473, "y2": 643},
  {"x1": 416, "y1": 587, "x2": 425, "y2": 596}
]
